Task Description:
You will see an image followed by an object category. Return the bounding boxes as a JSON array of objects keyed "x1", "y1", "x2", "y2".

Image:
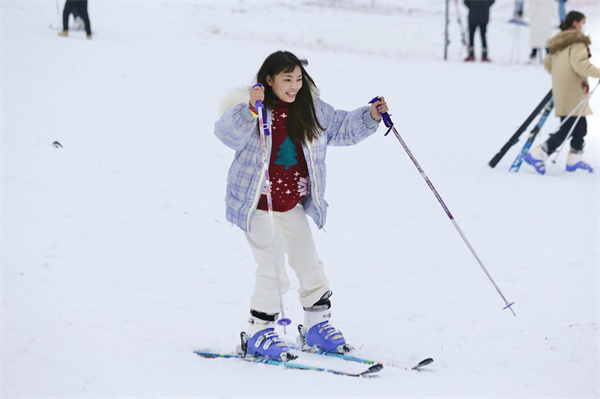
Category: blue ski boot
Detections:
[
  {"x1": 241, "y1": 312, "x2": 294, "y2": 361},
  {"x1": 524, "y1": 145, "x2": 549, "y2": 175},
  {"x1": 298, "y1": 291, "x2": 353, "y2": 354},
  {"x1": 566, "y1": 150, "x2": 594, "y2": 173},
  {"x1": 300, "y1": 320, "x2": 351, "y2": 353}
]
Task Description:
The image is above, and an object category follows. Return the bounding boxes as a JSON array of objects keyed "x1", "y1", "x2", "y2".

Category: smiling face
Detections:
[{"x1": 266, "y1": 65, "x2": 303, "y2": 103}]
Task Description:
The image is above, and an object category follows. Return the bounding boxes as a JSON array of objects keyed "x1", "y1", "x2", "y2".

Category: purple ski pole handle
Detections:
[
  {"x1": 252, "y1": 84, "x2": 264, "y2": 113},
  {"x1": 369, "y1": 96, "x2": 394, "y2": 136},
  {"x1": 252, "y1": 84, "x2": 270, "y2": 136}
]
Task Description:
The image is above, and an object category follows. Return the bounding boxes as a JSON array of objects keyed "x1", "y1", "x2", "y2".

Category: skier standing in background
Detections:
[
  {"x1": 557, "y1": 0, "x2": 567, "y2": 22},
  {"x1": 58, "y1": 0, "x2": 92, "y2": 39},
  {"x1": 214, "y1": 51, "x2": 387, "y2": 360},
  {"x1": 464, "y1": 0, "x2": 495, "y2": 62},
  {"x1": 511, "y1": 0, "x2": 525, "y2": 22},
  {"x1": 527, "y1": 0, "x2": 554, "y2": 64},
  {"x1": 525, "y1": 11, "x2": 600, "y2": 175}
]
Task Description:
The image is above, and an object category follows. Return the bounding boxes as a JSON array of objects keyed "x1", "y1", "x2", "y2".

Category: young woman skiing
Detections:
[
  {"x1": 214, "y1": 51, "x2": 387, "y2": 360},
  {"x1": 525, "y1": 11, "x2": 600, "y2": 174}
]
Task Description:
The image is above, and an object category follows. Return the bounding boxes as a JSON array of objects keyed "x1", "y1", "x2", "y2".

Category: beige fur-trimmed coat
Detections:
[{"x1": 543, "y1": 30, "x2": 600, "y2": 117}]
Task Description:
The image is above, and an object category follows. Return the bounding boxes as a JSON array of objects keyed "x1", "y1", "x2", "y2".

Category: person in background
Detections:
[
  {"x1": 527, "y1": 0, "x2": 554, "y2": 64},
  {"x1": 464, "y1": 0, "x2": 495, "y2": 62},
  {"x1": 512, "y1": 0, "x2": 524, "y2": 21},
  {"x1": 214, "y1": 51, "x2": 387, "y2": 360},
  {"x1": 58, "y1": 0, "x2": 92, "y2": 39},
  {"x1": 557, "y1": 0, "x2": 567, "y2": 22},
  {"x1": 525, "y1": 11, "x2": 600, "y2": 175}
]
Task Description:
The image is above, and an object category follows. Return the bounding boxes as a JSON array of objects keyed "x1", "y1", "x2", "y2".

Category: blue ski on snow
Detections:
[
  {"x1": 286, "y1": 343, "x2": 434, "y2": 371},
  {"x1": 194, "y1": 347, "x2": 433, "y2": 376},
  {"x1": 509, "y1": 98, "x2": 554, "y2": 172},
  {"x1": 193, "y1": 349, "x2": 383, "y2": 377}
]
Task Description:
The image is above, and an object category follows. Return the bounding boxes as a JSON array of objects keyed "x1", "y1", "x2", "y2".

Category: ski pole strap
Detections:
[
  {"x1": 369, "y1": 96, "x2": 394, "y2": 136},
  {"x1": 248, "y1": 102, "x2": 259, "y2": 118}
]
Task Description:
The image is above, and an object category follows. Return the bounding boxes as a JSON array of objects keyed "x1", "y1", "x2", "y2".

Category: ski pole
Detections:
[
  {"x1": 549, "y1": 81, "x2": 599, "y2": 164},
  {"x1": 254, "y1": 86, "x2": 292, "y2": 332},
  {"x1": 56, "y1": 0, "x2": 61, "y2": 30},
  {"x1": 509, "y1": 24, "x2": 522, "y2": 64},
  {"x1": 370, "y1": 96, "x2": 516, "y2": 316},
  {"x1": 454, "y1": 0, "x2": 468, "y2": 53}
]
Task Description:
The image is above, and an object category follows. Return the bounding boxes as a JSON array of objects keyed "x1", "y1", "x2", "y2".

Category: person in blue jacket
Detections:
[
  {"x1": 214, "y1": 51, "x2": 387, "y2": 361},
  {"x1": 464, "y1": 0, "x2": 495, "y2": 62}
]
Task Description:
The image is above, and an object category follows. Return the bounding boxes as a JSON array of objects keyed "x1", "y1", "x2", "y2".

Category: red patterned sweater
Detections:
[{"x1": 257, "y1": 101, "x2": 310, "y2": 212}]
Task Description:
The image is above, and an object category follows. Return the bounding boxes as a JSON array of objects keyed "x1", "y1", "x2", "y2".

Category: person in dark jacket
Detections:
[
  {"x1": 58, "y1": 0, "x2": 92, "y2": 39},
  {"x1": 464, "y1": 0, "x2": 495, "y2": 62}
]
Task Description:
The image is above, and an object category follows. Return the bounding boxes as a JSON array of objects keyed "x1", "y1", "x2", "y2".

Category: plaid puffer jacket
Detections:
[{"x1": 215, "y1": 98, "x2": 380, "y2": 232}]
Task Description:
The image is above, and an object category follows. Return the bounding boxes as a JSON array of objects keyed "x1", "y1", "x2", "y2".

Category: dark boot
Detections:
[
  {"x1": 482, "y1": 48, "x2": 491, "y2": 62},
  {"x1": 464, "y1": 49, "x2": 475, "y2": 62}
]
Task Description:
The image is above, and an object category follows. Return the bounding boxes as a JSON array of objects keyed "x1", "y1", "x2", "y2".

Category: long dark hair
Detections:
[
  {"x1": 559, "y1": 11, "x2": 585, "y2": 31},
  {"x1": 256, "y1": 51, "x2": 324, "y2": 143}
]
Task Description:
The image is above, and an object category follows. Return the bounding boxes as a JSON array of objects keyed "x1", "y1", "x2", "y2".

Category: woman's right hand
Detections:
[{"x1": 249, "y1": 84, "x2": 265, "y2": 108}]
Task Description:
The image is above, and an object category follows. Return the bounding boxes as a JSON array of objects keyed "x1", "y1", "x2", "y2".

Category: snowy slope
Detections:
[{"x1": 2, "y1": 0, "x2": 599, "y2": 397}]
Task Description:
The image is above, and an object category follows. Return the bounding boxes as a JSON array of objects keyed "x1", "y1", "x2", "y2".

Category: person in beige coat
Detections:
[{"x1": 525, "y1": 11, "x2": 600, "y2": 174}]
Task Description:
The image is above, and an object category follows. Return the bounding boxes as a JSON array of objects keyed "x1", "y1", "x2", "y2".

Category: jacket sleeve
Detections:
[
  {"x1": 214, "y1": 103, "x2": 258, "y2": 151},
  {"x1": 464, "y1": 1, "x2": 471, "y2": 9},
  {"x1": 570, "y1": 43, "x2": 600, "y2": 79},
  {"x1": 316, "y1": 98, "x2": 380, "y2": 147}
]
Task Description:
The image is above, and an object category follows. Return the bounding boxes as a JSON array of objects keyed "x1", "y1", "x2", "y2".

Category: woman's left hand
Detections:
[{"x1": 370, "y1": 96, "x2": 388, "y2": 122}]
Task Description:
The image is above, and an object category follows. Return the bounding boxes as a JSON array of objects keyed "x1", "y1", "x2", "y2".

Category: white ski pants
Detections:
[{"x1": 245, "y1": 204, "x2": 329, "y2": 314}]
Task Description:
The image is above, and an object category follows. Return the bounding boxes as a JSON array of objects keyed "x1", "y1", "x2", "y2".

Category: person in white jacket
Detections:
[{"x1": 528, "y1": 0, "x2": 554, "y2": 64}]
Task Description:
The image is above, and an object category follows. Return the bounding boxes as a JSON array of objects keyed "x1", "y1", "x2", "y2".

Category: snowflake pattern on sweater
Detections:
[{"x1": 257, "y1": 101, "x2": 310, "y2": 212}]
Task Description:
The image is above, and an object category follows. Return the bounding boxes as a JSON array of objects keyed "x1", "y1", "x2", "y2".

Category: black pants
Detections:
[
  {"x1": 63, "y1": 0, "x2": 91, "y2": 35},
  {"x1": 546, "y1": 117, "x2": 587, "y2": 154},
  {"x1": 468, "y1": 23, "x2": 488, "y2": 51},
  {"x1": 530, "y1": 48, "x2": 548, "y2": 59}
]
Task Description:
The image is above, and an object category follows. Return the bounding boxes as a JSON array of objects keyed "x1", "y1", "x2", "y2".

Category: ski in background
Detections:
[
  {"x1": 509, "y1": 98, "x2": 554, "y2": 172},
  {"x1": 509, "y1": 0, "x2": 528, "y2": 25},
  {"x1": 509, "y1": 18, "x2": 529, "y2": 26},
  {"x1": 488, "y1": 89, "x2": 553, "y2": 168}
]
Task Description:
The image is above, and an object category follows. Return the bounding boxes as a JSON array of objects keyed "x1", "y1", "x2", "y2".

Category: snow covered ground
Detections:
[{"x1": 2, "y1": 0, "x2": 600, "y2": 397}]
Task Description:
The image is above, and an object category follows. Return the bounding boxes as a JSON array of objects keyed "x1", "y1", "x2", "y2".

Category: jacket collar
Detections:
[{"x1": 547, "y1": 30, "x2": 591, "y2": 54}]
